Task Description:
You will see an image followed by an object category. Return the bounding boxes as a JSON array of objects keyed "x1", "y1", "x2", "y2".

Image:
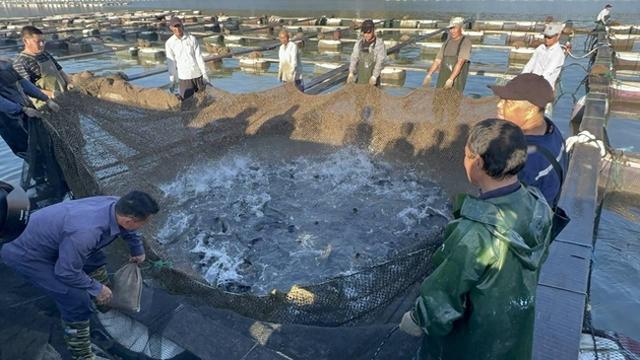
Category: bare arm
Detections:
[{"x1": 448, "y1": 58, "x2": 467, "y2": 82}]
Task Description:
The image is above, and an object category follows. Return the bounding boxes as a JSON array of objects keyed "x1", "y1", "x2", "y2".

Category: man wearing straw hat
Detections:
[
  {"x1": 522, "y1": 23, "x2": 566, "y2": 90},
  {"x1": 423, "y1": 17, "x2": 472, "y2": 92},
  {"x1": 165, "y1": 16, "x2": 209, "y2": 100}
]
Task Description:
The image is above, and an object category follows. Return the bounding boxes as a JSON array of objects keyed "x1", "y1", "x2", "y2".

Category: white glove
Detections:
[
  {"x1": 169, "y1": 75, "x2": 175, "y2": 84},
  {"x1": 368, "y1": 76, "x2": 377, "y2": 86},
  {"x1": 565, "y1": 130, "x2": 607, "y2": 157},
  {"x1": 22, "y1": 107, "x2": 42, "y2": 118},
  {"x1": 399, "y1": 311, "x2": 423, "y2": 337},
  {"x1": 346, "y1": 73, "x2": 355, "y2": 84},
  {"x1": 444, "y1": 78, "x2": 454, "y2": 89},
  {"x1": 422, "y1": 74, "x2": 432, "y2": 87},
  {"x1": 47, "y1": 100, "x2": 60, "y2": 113},
  {"x1": 66, "y1": 83, "x2": 75, "y2": 91}
]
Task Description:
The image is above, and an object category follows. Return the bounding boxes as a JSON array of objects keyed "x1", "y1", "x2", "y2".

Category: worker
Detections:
[
  {"x1": 13, "y1": 26, "x2": 73, "y2": 110},
  {"x1": 347, "y1": 19, "x2": 386, "y2": 86},
  {"x1": 277, "y1": 29, "x2": 304, "y2": 91},
  {"x1": 522, "y1": 23, "x2": 566, "y2": 89},
  {"x1": 0, "y1": 191, "x2": 159, "y2": 360},
  {"x1": 596, "y1": 4, "x2": 613, "y2": 28},
  {"x1": 165, "y1": 17, "x2": 209, "y2": 100},
  {"x1": 399, "y1": 118, "x2": 553, "y2": 360},
  {"x1": 0, "y1": 58, "x2": 59, "y2": 159},
  {"x1": 423, "y1": 17, "x2": 471, "y2": 91},
  {"x1": 490, "y1": 73, "x2": 568, "y2": 207}
]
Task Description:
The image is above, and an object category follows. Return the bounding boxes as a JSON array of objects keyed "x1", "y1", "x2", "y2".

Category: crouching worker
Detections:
[
  {"x1": 399, "y1": 118, "x2": 553, "y2": 360},
  {"x1": 1, "y1": 191, "x2": 159, "y2": 360}
]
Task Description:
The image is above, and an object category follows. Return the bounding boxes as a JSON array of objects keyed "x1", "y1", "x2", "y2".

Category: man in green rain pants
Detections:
[
  {"x1": 13, "y1": 26, "x2": 73, "y2": 109},
  {"x1": 399, "y1": 118, "x2": 553, "y2": 360},
  {"x1": 423, "y1": 17, "x2": 472, "y2": 92},
  {"x1": 347, "y1": 20, "x2": 386, "y2": 86}
]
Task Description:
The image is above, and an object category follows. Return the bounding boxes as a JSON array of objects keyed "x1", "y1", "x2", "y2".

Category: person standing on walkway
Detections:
[
  {"x1": 13, "y1": 26, "x2": 73, "y2": 110},
  {"x1": 423, "y1": 17, "x2": 471, "y2": 92},
  {"x1": 347, "y1": 19, "x2": 386, "y2": 86},
  {"x1": 522, "y1": 23, "x2": 566, "y2": 90},
  {"x1": 490, "y1": 73, "x2": 568, "y2": 207},
  {"x1": 399, "y1": 118, "x2": 553, "y2": 360},
  {"x1": 1, "y1": 191, "x2": 159, "y2": 360},
  {"x1": 596, "y1": 4, "x2": 612, "y2": 28},
  {"x1": 165, "y1": 17, "x2": 209, "y2": 100},
  {"x1": 277, "y1": 29, "x2": 304, "y2": 91}
]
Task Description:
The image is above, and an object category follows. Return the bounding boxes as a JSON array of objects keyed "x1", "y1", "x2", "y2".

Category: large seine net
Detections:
[{"x1": 43, "y1": 73, "x2": 499, "y2": 326}]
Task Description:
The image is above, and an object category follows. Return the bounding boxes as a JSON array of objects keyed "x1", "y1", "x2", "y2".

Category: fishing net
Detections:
[{"x1": 41, "y1": 72, "x2": 499, "y2": 326}]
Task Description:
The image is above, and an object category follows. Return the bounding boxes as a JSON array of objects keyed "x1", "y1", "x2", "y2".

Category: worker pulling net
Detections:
[{"x1": 42, "y1": 72, "x2": 498, "y2": 325}]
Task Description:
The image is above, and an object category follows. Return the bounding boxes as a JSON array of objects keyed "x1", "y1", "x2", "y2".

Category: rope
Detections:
[
  {"x1": 369, "y1": 325, "x2": 399, "y2": 360},
  {"x1": 564, "y1": 44, "x2": 610, "y2": 60}
]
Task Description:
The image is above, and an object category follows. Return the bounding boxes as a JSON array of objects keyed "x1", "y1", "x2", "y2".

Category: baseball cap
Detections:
[
  {"x1": 169, "y1": 17, "x2": 183, "y2": 27},
  {"x1": 489, "y1": 73, "x2": 554, "y2": 108},
  {"x1": 448, "y1": 17, "x2": 465, "y2": 28},
  {"x1": 543, "y1": 23, "x2": 563, "y2": 37}
]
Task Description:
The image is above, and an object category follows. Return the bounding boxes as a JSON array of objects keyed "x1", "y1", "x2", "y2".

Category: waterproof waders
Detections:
[
  {"x1": 356, "y1": 40, "x2": 381, "y2": 86},
  {"x1": 31, "y1": 56, "x2": 67, "y2": 110},
  {"x1": 436, "y1": 36, "x2": 470, "y2": 92}
]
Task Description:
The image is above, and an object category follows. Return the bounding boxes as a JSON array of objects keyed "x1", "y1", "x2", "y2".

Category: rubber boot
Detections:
[
  {"x1": 62, "y1": 320, "x2": 95, "y2": 360},
  {"x1": 88, "y1": 266, "x2": 111, "y2": 313}
]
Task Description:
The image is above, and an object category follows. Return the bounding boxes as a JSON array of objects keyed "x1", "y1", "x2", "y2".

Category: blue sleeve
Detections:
[
  {"x1": 0, "y1": 94, "x2": 23, "y2": 114},
  {"x1": 19, "y1": 78, "x2": 49, "y2": 102},
  {"x1": 54, "y1": 230, "x2": 103, "y2": 296},
  {"x1": 122, "y1": 231, "x2": 145, "y2": 256}
]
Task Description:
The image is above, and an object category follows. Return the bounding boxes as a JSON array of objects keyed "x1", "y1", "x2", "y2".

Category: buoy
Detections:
[
  {"x1": 380, "y1": 67, "x2": 406, "y2": 86},
  {"x1": 239, "y1": 57, "x2": 270, "y2": 73},
  {"x1": 399, "y1": 20, "x2": 418, "y2": 29},
  {"x1": 318, "y1": 39, "x2": 342, "y2": 52},
  {"x1": 224, "y1": 34, "x2": 246, "y2": 45},
  {"x1": 418, "y1": 20, "x2": 437, "y2": 29},
  {"x1": 508, "y1": 47, "x2": 535, "y2": 63},
  {"x1": 326, "y1": 18, "x2": 342, "y2": 26},
  {"x1": 138, "y1": 47, "x2": 166, "y2": 62},
  {"x1": 82, "y1": 28, "x2": 100, "y2": 37}
]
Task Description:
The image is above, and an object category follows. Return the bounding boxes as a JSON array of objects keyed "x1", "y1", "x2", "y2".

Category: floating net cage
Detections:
[{"x1": 44, "y1": 73, "x2": 500, "y2": 327}]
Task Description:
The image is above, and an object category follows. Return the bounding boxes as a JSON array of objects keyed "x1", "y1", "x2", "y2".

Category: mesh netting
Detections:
[{"x1": 42, "y1": 73, "x2": 499, "y2": 325}]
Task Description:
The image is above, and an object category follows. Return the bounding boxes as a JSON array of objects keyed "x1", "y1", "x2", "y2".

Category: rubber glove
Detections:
[
  {"x1": 346, "y1": 72, "x2": 355, "y2": 84},
  {"x1": 368, "y1": 76, "x2": 377, "y2": 86},
  {"x1": 399, "y1": 311, "x2": 423, "y2": 337},
  {"x1": 46, "y1": 100, "x2": 60, "y2": 113},
  {"x1": 22, "y1": 107, "x2": 42, "y2": 118},
  {"x1": 422, "y1": 74, "x2": 432, "y2": 87},
  {"x1": 444, "y1": 78, "x2": 454, "y2": 89}
]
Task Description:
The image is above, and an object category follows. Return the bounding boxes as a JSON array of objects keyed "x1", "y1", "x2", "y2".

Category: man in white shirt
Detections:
[
  {"x1": 165, "y1": 17, "x2": 209, "y2": 100},
  {"x1": 522, "y1": 23, "x2": 566, "y2": 90},
  {"x1": 277, "y1": 29, "x2": 304, "y2": 91},
  {"x1": 596, "y1": 4, "x2": 612, "y2": 26}
]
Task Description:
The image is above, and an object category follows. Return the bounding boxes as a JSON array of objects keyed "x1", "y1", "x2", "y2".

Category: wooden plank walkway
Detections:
[{"x1": 532, "y1": 30, "x2": 612, "y2": 360}]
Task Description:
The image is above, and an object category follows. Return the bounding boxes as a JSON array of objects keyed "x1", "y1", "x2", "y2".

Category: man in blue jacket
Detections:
[
  {"x1": 1, "y1": 191, "x2": 159, "y2": 360},
  {"x1": 490, "y1": 73, "x2": 568, "y2": 207}
]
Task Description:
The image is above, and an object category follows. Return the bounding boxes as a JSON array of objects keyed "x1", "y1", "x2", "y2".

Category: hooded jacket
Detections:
[{"x1": 411, "y1": 185, "x2": 553, "y2": 360}]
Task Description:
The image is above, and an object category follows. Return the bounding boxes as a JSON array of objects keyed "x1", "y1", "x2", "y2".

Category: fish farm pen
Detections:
[{"x1": 1, "y1": 6, "x2": 640, "y2": 360}]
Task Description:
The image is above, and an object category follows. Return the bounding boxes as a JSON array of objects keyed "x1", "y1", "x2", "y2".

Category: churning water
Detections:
[{"x1": 156, "y1": 147, "x2": 449, "y2": 294}]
